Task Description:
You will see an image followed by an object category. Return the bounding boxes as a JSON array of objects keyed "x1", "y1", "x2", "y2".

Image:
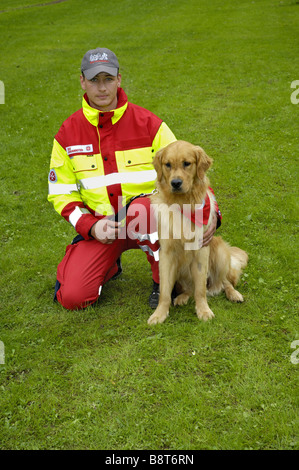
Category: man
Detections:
[{"x1": 48, "y1": 47, "x2": 221, "y2": 310}]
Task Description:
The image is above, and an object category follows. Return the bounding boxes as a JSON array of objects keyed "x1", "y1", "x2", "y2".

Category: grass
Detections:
[{"x1": 0, "y1": 0, "x2": 298, "y2": 450}]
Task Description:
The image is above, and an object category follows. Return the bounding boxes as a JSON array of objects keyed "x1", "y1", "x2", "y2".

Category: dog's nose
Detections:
[{"x1": 171, "y1": 179, "x2": 183, "y2": 191}]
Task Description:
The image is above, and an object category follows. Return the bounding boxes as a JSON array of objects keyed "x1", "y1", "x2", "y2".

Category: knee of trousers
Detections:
[{"x1": 56, "y1": 283, "x2": 102, "y2": 310}]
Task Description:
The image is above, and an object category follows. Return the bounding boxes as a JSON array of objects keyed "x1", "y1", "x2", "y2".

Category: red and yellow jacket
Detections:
[{"x1": 48, "y1": 88, "x2": 177, "y2": 239}]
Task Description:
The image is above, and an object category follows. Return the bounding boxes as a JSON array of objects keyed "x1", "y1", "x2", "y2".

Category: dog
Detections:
[{"x1": 147, "y1": 140, "x2": 248, "y2": 325}]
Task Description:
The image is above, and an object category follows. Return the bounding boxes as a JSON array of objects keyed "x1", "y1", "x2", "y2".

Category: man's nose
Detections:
[{"x1": 97, "y1": 80, "x2": 106, "y2": 90}]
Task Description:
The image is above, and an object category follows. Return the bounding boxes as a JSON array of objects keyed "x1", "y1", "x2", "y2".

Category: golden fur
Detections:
[{"x1": 148, "y1": 140, "x2": 248, "y2": 325}]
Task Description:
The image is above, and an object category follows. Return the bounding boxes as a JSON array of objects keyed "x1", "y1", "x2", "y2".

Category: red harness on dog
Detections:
[{"x1": 181, "y1": 192, "x2": 212, "y2": 228}]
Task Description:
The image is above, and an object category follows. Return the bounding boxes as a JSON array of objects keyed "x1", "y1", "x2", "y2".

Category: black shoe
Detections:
[
  {"x1": 111, "y1": 257, "x2": 123, "y2": 280},
  {"x1": 149, "y1": 281, "x2": 159, "y2": 308},
  {"x1": 53, "y1": 279, "x2": 61, "y2": 302},
  {"x1": 149, "y1": 282, "x2": 179, "y2": 308},
  {"x1": 171, "y1": 284, "x2": 178, "y2": 304}
]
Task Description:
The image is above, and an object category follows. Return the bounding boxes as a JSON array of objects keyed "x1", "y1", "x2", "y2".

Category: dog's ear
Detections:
[
  {"x1": 153, "y1": 148, "x2": 164, "y2": 182},
  {"x1": 195, "y1": 146, "x2": 213, "y2": 180}
]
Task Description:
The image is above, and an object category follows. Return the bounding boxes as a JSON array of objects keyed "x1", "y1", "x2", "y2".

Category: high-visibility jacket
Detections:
[{"x1": 48, "y1": 88, "x2": 176, "y2": 239}]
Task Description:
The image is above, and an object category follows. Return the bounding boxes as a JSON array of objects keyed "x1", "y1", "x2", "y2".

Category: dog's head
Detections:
[{"x1": 153, "y1": 140, "x2": 213, "y2": 195}]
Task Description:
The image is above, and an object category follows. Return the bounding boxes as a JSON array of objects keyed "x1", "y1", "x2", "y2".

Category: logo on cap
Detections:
[{"x1": 90, "y1": 52, "x2": 109, "y2": 63}]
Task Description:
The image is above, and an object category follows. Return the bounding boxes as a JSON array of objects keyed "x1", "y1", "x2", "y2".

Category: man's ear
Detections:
[
  {"x1": 80, "y1": 74, "x2": 86, "y2": 91},
  {"x1": 117, "y1": 73, "x2": 122, "y2": 87},
  {"x1": 153, "y1": 148, "x2": 164, "y2": 182},
  {"x1": 195, "y1": 146, "x2": 213, "y2": 180}
]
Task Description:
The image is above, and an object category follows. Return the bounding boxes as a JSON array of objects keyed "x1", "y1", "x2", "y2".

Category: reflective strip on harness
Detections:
[
  {"x1": 130, "y1": 231, "x2": 159, "y2": 244},
  {"x1": 138, "y1": 244, "x2": 160, "y2": 261}
]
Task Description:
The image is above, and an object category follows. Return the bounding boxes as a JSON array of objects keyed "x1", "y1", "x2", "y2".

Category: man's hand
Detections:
[
  {"x1": 90, "y1": 218, "x2": 121, "y2": 244},
  {"x1": 202, "y1": 212, "x2": 217, "y2": 247}
]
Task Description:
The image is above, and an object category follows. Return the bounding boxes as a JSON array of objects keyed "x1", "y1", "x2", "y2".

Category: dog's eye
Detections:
[
  {"x1": 183, "y1": 161, "x2": 191, "y2": 167},
  {"x1": 165, "y1": 162, "x2": 171, "y2": 168}
]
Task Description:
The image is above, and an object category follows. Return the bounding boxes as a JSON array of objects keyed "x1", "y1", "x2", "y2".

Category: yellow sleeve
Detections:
[{"x1": 47, "y1": 139, "x2": 84, "y2": 216}]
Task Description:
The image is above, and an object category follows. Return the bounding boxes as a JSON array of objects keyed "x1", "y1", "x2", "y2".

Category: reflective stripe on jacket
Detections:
[{"x1": 48, "y1": 88, "x2": 176, "y2": 239}]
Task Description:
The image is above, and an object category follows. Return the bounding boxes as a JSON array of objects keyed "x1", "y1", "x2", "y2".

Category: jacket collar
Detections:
[{"x1": 82, "y1": 88, "x2": 128, "y2": 127}]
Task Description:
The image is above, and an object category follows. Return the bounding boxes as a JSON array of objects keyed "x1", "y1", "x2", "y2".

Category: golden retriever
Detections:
[{"x1": 148, "y1": 140, "x2": 248, "y2": 325}]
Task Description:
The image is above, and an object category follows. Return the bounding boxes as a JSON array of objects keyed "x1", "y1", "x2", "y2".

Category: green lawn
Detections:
[{"x1": 0, "y1": 0, "x2": 298, "y2": 450}]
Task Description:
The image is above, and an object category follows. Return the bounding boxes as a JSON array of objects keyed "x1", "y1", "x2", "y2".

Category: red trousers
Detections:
[{"x1": 56, "y1": 197, "x2": 159, "y2": 310}]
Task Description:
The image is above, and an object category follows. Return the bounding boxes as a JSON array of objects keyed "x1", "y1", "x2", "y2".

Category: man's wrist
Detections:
[{"x1": 89, "y1": 222, "x2": 97, "y2": 239}]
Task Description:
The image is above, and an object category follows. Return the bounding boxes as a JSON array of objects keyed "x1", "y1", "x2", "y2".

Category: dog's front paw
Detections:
[
  {"x1": 196, "y1": 304, "x2": 215, "y2": 321},
  {"x1": 147, "y1": 308, "x2": 169, "y2": 325}
]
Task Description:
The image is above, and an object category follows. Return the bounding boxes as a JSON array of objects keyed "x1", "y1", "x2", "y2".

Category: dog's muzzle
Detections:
[{"x1": 171, "y1": 178, "x2": 183, "y2": 192}]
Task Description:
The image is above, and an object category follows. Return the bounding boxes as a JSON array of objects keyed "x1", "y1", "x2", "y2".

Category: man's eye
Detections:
[{"x1": 183, "y1": 161, "x2": 191, "y2": 167}]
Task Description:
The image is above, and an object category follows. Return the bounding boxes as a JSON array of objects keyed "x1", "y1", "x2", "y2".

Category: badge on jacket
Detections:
[{"x1": 49, "y1": 169, "x2": 57, "y2": 183}]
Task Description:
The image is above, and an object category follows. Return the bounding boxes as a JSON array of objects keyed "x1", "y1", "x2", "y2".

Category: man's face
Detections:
[{"x1": 80, "y1": 72, "x2": 121, "y2": 111}]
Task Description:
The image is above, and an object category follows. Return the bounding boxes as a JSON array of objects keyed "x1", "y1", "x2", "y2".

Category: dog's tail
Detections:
[
  {"x1": 228, "y1": 246, "x2": 248, "y2": 286},
  {"x1": 207, "y1": 237, "x2": 248, "y2": 299}
]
